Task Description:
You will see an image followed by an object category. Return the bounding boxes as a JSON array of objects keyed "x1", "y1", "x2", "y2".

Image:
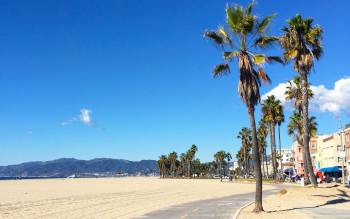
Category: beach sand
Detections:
[
  {"x1": 239, "y1": 184, "x2": 350, "y2": 219},
  {"x1": 0, "y1": 177, "x2": 273, "y2": 219}
]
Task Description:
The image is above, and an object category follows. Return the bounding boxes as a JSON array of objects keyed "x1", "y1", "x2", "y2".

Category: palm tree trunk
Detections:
[
  {"x1": 301, "y1": 73, "x2": 317, "y2": 187},
  {"x1": 261, "y1": 149, "x2": 265, "y2": 178},
  {"x1": 244, "y1": 147, "x2": 247, "y2": 178},
  {"x1": 278, "y1": 125, "x2": 282, "y2": 173},
  {"x1": 303, "y1": 147, "x2": 310, "y2": 183},
  {"x1": 220, "y1": 162, "x2": 223, "y2": 182},
  {"x1": 265, "y1": 150, "x2": 269, "y2": 177},
  {"x1": 188, "y1": 162, "x2": 191, "y2": 178},
  {"x1": 248, "y1": 105, "x2": 263, "y2": 212},
  {"x1": 269, "y1": 123, "x2": 277, "y2": 181}
]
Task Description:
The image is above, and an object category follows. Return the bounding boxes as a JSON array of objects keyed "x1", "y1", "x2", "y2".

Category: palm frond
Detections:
[
  {"x1": 255, "y1": 36, "x2": 279, "y2": 48},
  {"x1": 252, "y1": 54, "x2": 266, "y2": 65},
  {"x1": 226, "y1": 5, "x2": 243, "y2": 33},
  {"x1": 213, "y1": 64, "x2": 230, "y2": 78},
  {"x1": 258, "y1": 13, "x2": 277, "y2": 33},
  {"x1": 246, "y1": 1, "x2": 255, "y2": 15},
  {"x1": 204, "y1": 31, "x2": 224, "y2": 45},
  {"x1": 257, "y1": 67, "x2": 271, "y2": 84},
  {"x1": 266, "y1": 56, "x2": 284, "y2": 64},
  {"x1": 283, "y1": 49, "x2": 298, "y2": 62},
  {"x1": 223, "y1": 51, "x2": 239, "y2": 61}
]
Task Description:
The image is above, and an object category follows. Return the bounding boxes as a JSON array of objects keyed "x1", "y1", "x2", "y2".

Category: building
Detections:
[
  {"x1": 315, "y1": 134, "x2": 343, "y2": 169},
  {"x1": 280, "y1": 148, "x2": 294, "y2": 170},
  {"x1": 292, "y1": 137, "x2": 318, "y2": 176},
  {"x1": 293, "y1": 129, "x2": 348, "y2": 176}
]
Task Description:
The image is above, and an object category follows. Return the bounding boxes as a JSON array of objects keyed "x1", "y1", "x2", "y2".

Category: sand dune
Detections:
[{"x1": 0, "y1": 177, "x2": 273, "y2": 218}]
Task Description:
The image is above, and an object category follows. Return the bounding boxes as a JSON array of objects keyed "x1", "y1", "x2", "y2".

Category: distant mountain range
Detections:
[{"x1": 0, "y1": 158, "x2": 158, "y2": 178}]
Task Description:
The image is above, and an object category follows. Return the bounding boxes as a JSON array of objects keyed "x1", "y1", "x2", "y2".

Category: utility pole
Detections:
[
  {"x1": 338, "y1": 119, "x2": 346, "y2": 186},
  {"x1": 340, "y1": 129, "x2": 346, "y2": 185}
]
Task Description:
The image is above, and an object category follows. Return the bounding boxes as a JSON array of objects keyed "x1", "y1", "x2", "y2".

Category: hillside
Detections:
[{"x1": 0, "y1": 158, "x2": 157, "y2": 178}]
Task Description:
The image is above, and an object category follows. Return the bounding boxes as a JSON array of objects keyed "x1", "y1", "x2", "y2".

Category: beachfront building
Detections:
[
  {"x1": 315, "y1": 134, "x2": 343, "y2": 169},
  {"x1": 292, "y1": 137, "x2": 318, "y2": 176},
  {"x1": 280, "y1": 148, "x2": 294, "y2": 169},
  {"x1": 293, "y1": 130, "x2": 348, "y2": 176}
]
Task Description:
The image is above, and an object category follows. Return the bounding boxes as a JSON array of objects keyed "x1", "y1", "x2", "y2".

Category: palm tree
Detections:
[
  {"x1": 257, "y1": 120, "x2": 268, "y2": 177},
  {"x1": 185, "y1": 144, "x2": 198, "y2": 177},
  {"x1": 157, "y1": 155, "x2": 168, "y2": 178},
  {"x1": 179, "y1": 153, "x2": 186, "y2": 177},
  {"x1": 193, "y1": 159, "x2": 201, "y2": 177},
  {"x1": 285, "y1": 76, "x2": 313, "y2": 113},
  {"x1": 285, "y1": 76, "x2": 314, "y2": 183},
  {"x1": 275, "y1": 102, "x2": 284, "y2": 173},
  {"x1": 214, "y1": 150, "x2": 226, "y2": 182},
  {"x1": 204, "y1": 1, "x2": 282, "y2": 212},
  {"x1": 288, "y1": 111, "x2": 318, "y2": 181},
  {"x1": 237, "y1": 127, "x2": 252, "y2": 178},
  {"x1": 280, "y1": 14, "x2": 323, "y2": 187},
  {"x1": 261, "y1": 95, "x2": 281, "y2": 180},
  {"x1": 225, "y1": 152, "x2": 232, "y2": 177},
  {"x1": 168, "y1": 152, "x2": 178, "y2": 178}
]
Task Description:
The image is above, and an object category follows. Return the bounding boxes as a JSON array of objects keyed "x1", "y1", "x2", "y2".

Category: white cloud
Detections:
[
  {"x1": 262, "y1": 77, "x2": 350, "y2": 115},
  {"x1": 61, "y1": 109, "x2": 95, "y2": 126},
  {"x1": 79, "y1": 109, "x2": 93, "y2": 126},
  {"x1": 262, "y1": 82, "x2": 290, "y2": 106}
]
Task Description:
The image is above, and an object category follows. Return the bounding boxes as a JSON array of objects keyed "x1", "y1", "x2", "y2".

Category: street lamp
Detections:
[{"x1": 339, "y1": 129, "x2": 346, "y2": 186}]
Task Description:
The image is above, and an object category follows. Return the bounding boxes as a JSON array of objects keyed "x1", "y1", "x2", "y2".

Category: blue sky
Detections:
[{"x1": 0, "y1": 0, "x2": 349, "y2": 165}]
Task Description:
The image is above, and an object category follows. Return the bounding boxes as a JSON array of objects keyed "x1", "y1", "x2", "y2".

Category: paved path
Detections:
[
  {"x1": 134, "y1": 185, "x2": 284, "y2": 219},
  {"x1": 300, "y1": 207, "x2": 350, "y2": 219}
]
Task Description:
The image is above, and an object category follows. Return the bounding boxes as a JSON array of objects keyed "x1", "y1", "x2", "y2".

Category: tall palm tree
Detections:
[
  {"x1": 288, "y1": 111, "x2": 318, "y2": 181},
  {"x1": 237, "y1": 127, "x2": 252, "y2": 178},
  {"x1": 285, "y1": 76, "x2": 313, "y2": 113},
  {"x1": 280, "y1": 14, "x2": 323, "y2": 187},
  {"x1": 186, "y1": 144, "x2": 198, "y2": 177},
  {"x1": 179, "y1": 153, "x2": 186, "y2": 177},
  {"x1": 275, "y1": 102, "x2": 284, "y2": 173},
  {"x1": 236, "y1": 147, "x2": 245, "y2": 177},
  {"x1": 257, "y1": 120, "x2": 268, "y2": 177},
  {"x1": 261, "y1": 95, "x2": 281, "y2": 180},
  {"x1": 204, "y1": 1, "x2": 282, "y2": 211},
  {"x1": 168, "y1": 152, "x2": 178, "y2": 178},
  {"x1": 193, "y1": 159, "x2": 201, "y2": 177},
  {"x1": 214, "y1": 150, "x2": 226, "y2": 182},
  {"x1": 157, "y1": 155, "x2": 168, "y2": 178},
  {"x1": 285, "y1": 76, "x2": 314, "y2": 183},
  {"x1": 225, "y1": 152, "x2": 232, "y2": 176}
]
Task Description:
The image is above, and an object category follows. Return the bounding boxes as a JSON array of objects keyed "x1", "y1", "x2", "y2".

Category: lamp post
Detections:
[{"x1": 339, "y1": 129, "x2": 346, "y2": 186}]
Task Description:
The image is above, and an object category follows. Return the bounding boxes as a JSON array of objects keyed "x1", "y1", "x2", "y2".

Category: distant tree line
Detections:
[{"x1": 157, "y1": 145, "x2": 231, "y2": 180}]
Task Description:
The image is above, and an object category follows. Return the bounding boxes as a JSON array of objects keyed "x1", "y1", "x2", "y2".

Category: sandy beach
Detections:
[
  {"x1": 240, "y1": 184, "x2": 350, "y2": 219},
  {"x1": 0, "y1": 177, "x2": 274, "y2": 219}
]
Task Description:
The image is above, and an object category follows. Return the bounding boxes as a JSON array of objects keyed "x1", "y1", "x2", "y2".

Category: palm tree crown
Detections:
[
  {"x1": 204, "y1": 2, "x2": 282, "y2": 107},
  {"x1": 285, "y1": 76, "x2": 313, "y2": 112},
  {"x1": 288, "y1": 112, "x2": 318, "y2": 144},
  {"x1": 280, "y1": 14, "x2": 323, "y2": 74},
  {"x1": 261, "y1": 95, "x2": 282, "y2": 125}
]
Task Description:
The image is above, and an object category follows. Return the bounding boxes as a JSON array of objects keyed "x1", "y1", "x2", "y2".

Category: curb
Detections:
[{"x1": 233, "y1": 201, "x2": 254, "y2": 219}]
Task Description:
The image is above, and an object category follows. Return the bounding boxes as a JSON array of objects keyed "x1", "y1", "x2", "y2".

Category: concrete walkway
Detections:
[
  {"x1": 300, "y1": 207, "x2": 350, "y2": 219},
  {"x1": 134, "y1": 185, "x2": 284, "y2": 219}
]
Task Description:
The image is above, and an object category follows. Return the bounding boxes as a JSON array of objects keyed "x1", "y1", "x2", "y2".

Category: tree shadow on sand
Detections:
[{"x1": 267, "y1": 190, "x2": 350, "y2": 213}]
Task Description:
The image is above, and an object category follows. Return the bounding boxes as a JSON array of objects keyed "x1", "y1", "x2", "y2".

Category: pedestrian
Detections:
[{"x1": 348, "y1": 174, "x2": 350, "y2": 188}]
